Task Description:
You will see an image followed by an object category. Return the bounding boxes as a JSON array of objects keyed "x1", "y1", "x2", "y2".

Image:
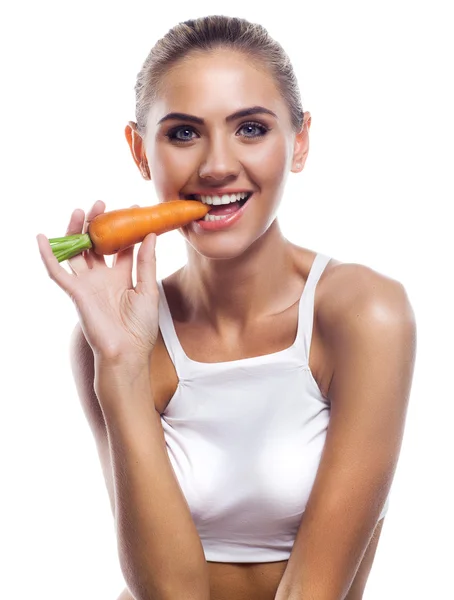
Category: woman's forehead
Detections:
[{"x1": 149, "y1": 52, "x2": 286, "y2": 126}]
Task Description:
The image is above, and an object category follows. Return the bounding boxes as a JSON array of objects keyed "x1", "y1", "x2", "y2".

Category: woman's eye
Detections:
[
  {"x1": 238, "y1": 122, "x2": 269, "y2": 138},
  {"x1": 166, "y1": 126, "x2": 197, "y2": 142},
  {"x1": 166, "y1": 121, "x2": 269, "y2": 144}
]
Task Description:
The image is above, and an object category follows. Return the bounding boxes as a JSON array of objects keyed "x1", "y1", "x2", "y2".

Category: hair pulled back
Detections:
[{"x1": 133, "y1": 15, "x2": 304, "y2": 136}]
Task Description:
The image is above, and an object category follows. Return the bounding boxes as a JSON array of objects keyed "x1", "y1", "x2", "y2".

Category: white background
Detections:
[{"x1": 1, "y1": 1, "x2": 452, "y2": 598}]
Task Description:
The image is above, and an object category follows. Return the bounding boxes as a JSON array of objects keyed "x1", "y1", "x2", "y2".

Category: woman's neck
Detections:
[{"x1": 179, "y1": 219, "x2": 299, "y2": 333}]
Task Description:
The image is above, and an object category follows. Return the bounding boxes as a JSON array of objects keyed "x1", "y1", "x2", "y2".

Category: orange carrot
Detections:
[{"x1": 48, "y1": 200, "x2": 211, "y2": 262}]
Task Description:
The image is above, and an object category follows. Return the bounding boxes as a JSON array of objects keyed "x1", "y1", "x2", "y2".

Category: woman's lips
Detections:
[{"x1": 191, "y1": 193, "x2": 253, "y2": 231}]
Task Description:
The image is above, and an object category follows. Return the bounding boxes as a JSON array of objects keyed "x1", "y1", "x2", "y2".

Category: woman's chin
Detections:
[{"x1": 180, "y1": 229, "x2": 251, "y2": 259}]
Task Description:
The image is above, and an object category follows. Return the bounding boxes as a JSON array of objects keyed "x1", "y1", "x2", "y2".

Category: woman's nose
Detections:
[{"x1": 197, "y1": 136, "x2": 240, "y2": 181}]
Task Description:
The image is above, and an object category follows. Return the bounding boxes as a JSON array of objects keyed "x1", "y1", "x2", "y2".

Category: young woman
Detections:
[{"x1": 37, "y1": 15, "x2": 417, "y2": 600}]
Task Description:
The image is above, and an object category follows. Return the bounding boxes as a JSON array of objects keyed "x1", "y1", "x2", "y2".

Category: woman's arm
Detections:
[
  {"x1": 94, "y1": 357, "x2": 210, "y2": 600},
  {"x1": 39, "y1": 202, "x2": 210, "y2": 600},
  {"x1": 70, "y1": 324, "x2": 210, "y2": 600},
  {"x1": 274, "y1": 268, "x2": 417, "y2": 600}
]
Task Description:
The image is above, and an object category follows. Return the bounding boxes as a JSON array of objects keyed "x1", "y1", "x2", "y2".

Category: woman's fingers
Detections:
[
  {"x1": 37, "y1": 233, "x2": 76, "y2": 297},
  {"x1": 67, "y1": 200, "x2": 106, "y2": 273},
  {"x1": 112, "y1": 245, "x2": 135, "y2": 281},
  {"x1": 82, "y1": 200, "x2": 107, "y2": 268},
  {"x1": 65, "y1": 208, "x2": 88, "y2": 273},
  {"x1": 83, "y1": 200, "x2": 106, "y2": 236},
  {"x1": 65, "y1": 208, "x2": 85, "y2": 235},
  {"x1": 135, "y1": 233, "x2": 157, "y2": 297}
]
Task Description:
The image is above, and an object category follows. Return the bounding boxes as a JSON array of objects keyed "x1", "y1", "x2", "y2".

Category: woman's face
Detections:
[{"x1": 129, "y1": 49, "x2": 310, "y2": 259}]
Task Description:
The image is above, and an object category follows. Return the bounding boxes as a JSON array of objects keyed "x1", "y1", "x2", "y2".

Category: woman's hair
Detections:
[{"x1": 133, "y1": 15, "x2": 304, "y2": 136}]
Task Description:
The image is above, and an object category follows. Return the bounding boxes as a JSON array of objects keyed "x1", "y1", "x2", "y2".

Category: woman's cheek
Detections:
[
  {"x1": 151, "y1": 150, "x2": 194, "y2": 199},
  {"x1": 245, "y1": 141, "x2": 288, "y2": 185}
]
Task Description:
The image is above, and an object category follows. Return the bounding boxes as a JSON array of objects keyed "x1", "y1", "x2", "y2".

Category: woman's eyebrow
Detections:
[{"x1": 157, "y1": 106, "x2": 278, "y2": 125}]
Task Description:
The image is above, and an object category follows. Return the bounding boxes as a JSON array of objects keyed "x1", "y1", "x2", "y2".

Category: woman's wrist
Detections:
[
  {"x1": 93, "y1": 356, "x2": 154, "y2": 417},
  {"x1": 93, "y1": 345, "x2": 153, "y2": 370}
]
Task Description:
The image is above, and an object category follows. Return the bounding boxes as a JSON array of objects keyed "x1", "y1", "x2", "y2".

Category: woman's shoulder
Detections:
[
  {"x1": 158, "y1": 247, "x2": 405, "y2": 333},
  {"x1": 315, "y1": 252, "x2": 407, "y2": 334}
]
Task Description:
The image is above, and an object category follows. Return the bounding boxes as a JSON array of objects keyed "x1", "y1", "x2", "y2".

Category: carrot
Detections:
[{"x1": 48, "y1": 200, "x2": 211, "y2": 262}]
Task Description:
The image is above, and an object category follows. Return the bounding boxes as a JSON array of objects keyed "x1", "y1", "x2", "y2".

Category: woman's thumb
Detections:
[{"x1": 136, "y1": 232, "x2": 157, "y2": 295}]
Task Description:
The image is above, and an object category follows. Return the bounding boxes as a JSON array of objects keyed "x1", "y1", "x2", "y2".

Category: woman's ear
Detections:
[
  {"x1": 124, "y1": 121, "x2": 151, "y2": 180},
  {"x1": 291, "y1": 111, "x2": 311, "y2": 173}
]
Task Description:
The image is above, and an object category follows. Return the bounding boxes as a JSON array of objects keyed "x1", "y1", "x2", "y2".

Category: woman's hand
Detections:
[{"x1": 37, "y1": 200, "x2": 160, "y2": 364}]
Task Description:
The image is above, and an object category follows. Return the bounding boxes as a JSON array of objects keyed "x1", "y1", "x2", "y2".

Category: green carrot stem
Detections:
[{"x1": 48, "y1": 233, "x2": 93, "y2": 263}]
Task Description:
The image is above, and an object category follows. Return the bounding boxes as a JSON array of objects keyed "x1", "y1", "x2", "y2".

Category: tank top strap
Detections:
[
  {"x1": 297, "y1": 253, "x2": 333, "y2": 366},
  {"x1": 157, "y1": 253, "x2": 333, "y2": 376},
  {"x1": 156, "y1": 279, "x2": 188, "y2": 377}
]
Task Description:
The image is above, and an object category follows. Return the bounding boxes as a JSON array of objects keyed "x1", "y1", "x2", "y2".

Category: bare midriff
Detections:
[{"x1": 207, "y1": 560, "x2": 288, "y2": 600}]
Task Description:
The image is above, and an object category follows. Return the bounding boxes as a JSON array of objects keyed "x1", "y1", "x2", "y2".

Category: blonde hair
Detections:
[{"x1": 133, "y1": 15, "x2": 304, "y2": 136}]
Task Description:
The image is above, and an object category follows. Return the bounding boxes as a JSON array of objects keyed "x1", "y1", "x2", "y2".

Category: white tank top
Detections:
[{"x1": 157, "y1": 253, "x2": 390, "y2": 562}]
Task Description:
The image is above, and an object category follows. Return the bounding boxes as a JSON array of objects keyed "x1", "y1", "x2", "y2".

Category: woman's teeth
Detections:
[
  {"x1": 194, "y1": 192, "x2": 250, "y2": 205},
  {"x1": 202, "y1": 212, "x2": 231, "y2": 222},
  {"x1": 201, "y1": 193, "x2": 252, "y2": 221},
  {"x1": 184, "y1": 192, "x2": 252, "y2": 221}
]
